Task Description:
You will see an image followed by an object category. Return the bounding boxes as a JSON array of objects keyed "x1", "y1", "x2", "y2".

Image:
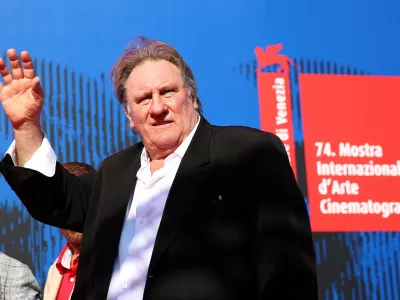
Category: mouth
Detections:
[{"x1": 152, "y1": 121, "x2": 173, "y2": 127}]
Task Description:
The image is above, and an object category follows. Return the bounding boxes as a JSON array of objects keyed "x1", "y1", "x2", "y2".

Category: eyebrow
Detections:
[{"x1": 134, "y1": 82, "x2": 179, "y2": 99}]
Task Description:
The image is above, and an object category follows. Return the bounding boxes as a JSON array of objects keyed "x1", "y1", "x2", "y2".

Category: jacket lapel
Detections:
[
  {"x1": 147, "y1": 118, "x2": 212, "y2": 276},
  {"x1": 94, "y1": 143, "x2": 143, "y2": 299}
]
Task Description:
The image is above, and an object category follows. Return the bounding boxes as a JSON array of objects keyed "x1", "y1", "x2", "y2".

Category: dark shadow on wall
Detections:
[
  {"x1": 313, "y1": 232, "x2": 366, "y2": 299},
  {"x1": 0, "y1": 201, "x2": 55, "y2": 286}
]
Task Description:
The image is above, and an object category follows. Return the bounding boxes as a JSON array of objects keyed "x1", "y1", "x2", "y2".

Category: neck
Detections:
[
  {"x1": 148, "y1": 148, "x2": 174, "y2": 161},
  {"x1": 150, "y1": 158, "x2": 165, "y2": 174},
  {"x1": 68, "y1": 243, "x2": 80, "y2": 257}
]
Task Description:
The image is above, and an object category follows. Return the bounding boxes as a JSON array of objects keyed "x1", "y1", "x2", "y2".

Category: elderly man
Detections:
[
  {"x1": 0, "y1": 252, "x2": 41, "y2": 300},
  {"x1": 0, "y1": 37, "x2": 317, "y2": 300},
  {"x1": 43, "y1": 162, "x2": 95, "y2": 300}
]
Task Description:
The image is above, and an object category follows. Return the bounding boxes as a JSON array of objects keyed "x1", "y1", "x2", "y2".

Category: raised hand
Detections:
[{"x1": 0, "y1": 49, "x2": 44, "y2": 130}]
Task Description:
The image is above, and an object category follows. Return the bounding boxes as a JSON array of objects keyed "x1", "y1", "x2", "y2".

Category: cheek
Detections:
[
  {"x1": 131, "y1": 107, "x2": 149, "y2": 122},
  {"x1": 168, "y1": 98, "x2": 188, "y2": 115}
]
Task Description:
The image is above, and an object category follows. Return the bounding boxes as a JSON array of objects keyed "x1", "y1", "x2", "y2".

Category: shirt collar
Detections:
[
  {"x1": 55, "y1": 243, "x2": 80, "y2": 274},
  {"x1": 140, "y1": 116, "x2": 201, "y2": 167}
]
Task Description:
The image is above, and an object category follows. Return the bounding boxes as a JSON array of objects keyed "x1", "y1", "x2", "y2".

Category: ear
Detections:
[
  {"x1": 193, "y1": 98, "x2": 199, "y2": 111},
  {"x1": 123, "y1": 104, "x2": 135, "y2": 130}
]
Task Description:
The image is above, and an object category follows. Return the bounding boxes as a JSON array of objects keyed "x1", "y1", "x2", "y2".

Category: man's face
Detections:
[
  {"x1": 124, "y1": 60, "x2": 199, "y2": 158},
  {"x1": 61, "y1": 229, "x2": 82, "y2": 247}
]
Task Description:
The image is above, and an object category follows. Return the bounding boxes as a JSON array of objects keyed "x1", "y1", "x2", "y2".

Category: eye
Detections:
[
  {"x1": 162, "y1": 89, "x2": 175, "y2": 97},
  {"x1": 138, "y1": 95, "x2": 151, "y2": 103}
]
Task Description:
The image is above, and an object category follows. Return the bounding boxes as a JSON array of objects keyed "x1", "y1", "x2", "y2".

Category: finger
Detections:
[
  {"x1": 0, "y1": 58, "x2": 13, "y2": 85},
  {"x1": 31, "y1": 77, "x2": 43, "y2": 98},
  {"x1": 0, "y1": 82, "x2": 4, "y2": 94},
  {"x1": 7, "y1": 49, "x2": 24, "y2": 80},
  {"x1": 21, "y1": 51, "x2": 35, "y2": 79}
]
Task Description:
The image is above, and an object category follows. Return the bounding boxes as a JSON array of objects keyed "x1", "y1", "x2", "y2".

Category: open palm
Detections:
[{"x1": 0, "y1": 49, "x2": 43, "y2": 130}]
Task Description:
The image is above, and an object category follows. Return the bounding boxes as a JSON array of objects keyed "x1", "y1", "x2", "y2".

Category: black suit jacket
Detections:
[{"x1": 0, "y1": 118, "x2": 317, "y2": 300}]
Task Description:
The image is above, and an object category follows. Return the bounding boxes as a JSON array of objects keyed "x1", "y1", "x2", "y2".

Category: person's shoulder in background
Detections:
[{"x1": 0, "y1": 252, "x2": 41, "y2": 300}]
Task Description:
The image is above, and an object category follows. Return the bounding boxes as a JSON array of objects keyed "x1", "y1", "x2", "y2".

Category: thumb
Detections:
[{"x1": 31, "y1": 76, "x2": 43, "y2": 99}]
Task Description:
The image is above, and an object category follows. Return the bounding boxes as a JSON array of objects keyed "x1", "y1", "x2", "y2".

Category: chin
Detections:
[
  {"x1": 155, "y1": 141, "x2": 177, "y2": 150},
  {"x1": 151, "y1": 136, "x2": 180, "y2": 151}
]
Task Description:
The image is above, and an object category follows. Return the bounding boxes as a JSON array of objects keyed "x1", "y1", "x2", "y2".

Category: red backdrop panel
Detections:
[
  {"x1": 257, "y1": 72, "x2": 298, "y2": 179},
  {"x1": 300, "y1": 74, "x2": 400, "y2": 231}
]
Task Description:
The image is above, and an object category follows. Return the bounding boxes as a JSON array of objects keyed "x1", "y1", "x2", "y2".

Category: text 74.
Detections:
[{"x1": 315, "y1": 142, "x2": 336, "y2": 157}]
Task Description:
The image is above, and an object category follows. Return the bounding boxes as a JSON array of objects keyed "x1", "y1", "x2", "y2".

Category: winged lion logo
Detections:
[{"x1": 255, "y1": 43, "x2": 300, "y2": 74}]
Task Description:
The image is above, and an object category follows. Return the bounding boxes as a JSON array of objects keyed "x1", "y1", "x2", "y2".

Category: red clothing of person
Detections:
[{"x1": 55, "y1": 244, "x2": 79, "y2": 300}]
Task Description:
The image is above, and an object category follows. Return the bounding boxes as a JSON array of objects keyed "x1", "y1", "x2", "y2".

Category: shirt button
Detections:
[
  {"x1": 70, "y1": 278, "x2": 75, "y2": 282},
  {"x1": 123, "y1": 283, "x2": 127, "y2": 289},
  {"x1": 139, "y1": 218, "x2": 143, "y2": 224},
  {"x1": 130, "y1": 249, "x2": 136, "y2": 256}
]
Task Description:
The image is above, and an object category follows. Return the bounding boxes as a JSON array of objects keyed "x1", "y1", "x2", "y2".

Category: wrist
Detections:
[
  {"x1": 13, "y1": 124, "x2": 44, "y2": 144},
  {"x1": 12, "y1": 121, "x2": 42, "y2": 134}
]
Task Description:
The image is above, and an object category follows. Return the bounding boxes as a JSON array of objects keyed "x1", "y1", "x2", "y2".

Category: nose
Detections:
[{"x1": 149, "y1": 93, "x2": 168, "y2": 117}]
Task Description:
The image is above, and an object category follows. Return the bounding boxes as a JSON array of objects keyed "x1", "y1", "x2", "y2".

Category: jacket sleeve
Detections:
[
  {"x1": 20, "y1": 265, "x2": 42, "y2": 300},
  {"x1": 0, "y1": 154, "x2": 96, "y2": 232},
  {"x1": 252, "y1": 133, "x2": 318, "y2": 299},
  {"x1": 3, "y1": 257, "x2": 42, "y2": 300}
]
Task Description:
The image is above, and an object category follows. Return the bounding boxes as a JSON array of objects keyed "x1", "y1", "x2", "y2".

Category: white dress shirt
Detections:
[
  {"x1": 60, "y1": 246, "x2": 78, "y2": 270},
  {"x1": 5, "y1": 117, "x2": 200, "y2": 300},
  {"x1": 6, "y1": 135, "x2": 57, "y2": 177},
  {"x1": 107, "y1": 118, "x2": 200, "y2": 299}
]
